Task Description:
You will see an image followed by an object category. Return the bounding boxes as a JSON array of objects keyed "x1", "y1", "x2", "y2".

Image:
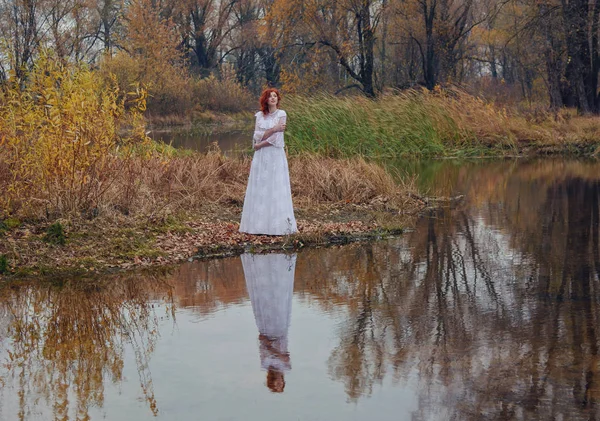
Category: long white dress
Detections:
[
  {"x1": 242, "y1": 253, "x2": 296, "y2": 372},
  {"x1": 239, "y1": 109, "x2": 297, "y2": 235}
]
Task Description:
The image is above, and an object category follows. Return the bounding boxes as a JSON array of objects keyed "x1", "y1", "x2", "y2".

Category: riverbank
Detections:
[
  {"x1": 0, "y1": 153, "x2": 423, "y2": 280},
  {"x1": 0, "y1": 206, "x2": 414, "y2": 280},
  {"x1": 2, "y1": 147, "x2": 597, "y2": 281},
  {"x1": 3, "y1": 68, "x2": 600, "y2": 282}
]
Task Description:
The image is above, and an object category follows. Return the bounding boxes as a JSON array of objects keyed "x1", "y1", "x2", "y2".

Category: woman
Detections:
[{"x1": 239, "y1": 88, "x2": 297, "y2": 235}]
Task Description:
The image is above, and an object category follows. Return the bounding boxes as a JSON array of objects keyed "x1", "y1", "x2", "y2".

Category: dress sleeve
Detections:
[
  {"x1": 265, "y1": 110, "x2": 286, "y2": 148},
  {"x1": 252, "y1": 112, "x2": 265, "y2": 145}
]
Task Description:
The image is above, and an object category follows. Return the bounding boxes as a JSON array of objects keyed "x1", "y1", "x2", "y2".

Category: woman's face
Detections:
[{"x1": 268, "y1": 91, "x2": 279, "y2": 106}]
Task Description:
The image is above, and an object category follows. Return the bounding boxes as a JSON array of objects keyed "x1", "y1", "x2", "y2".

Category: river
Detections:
[
  {"x1": 1, "y1": 157, "x2": 599, "y2": 420},
  {"x1": 149, "y1": 127, "x2": 249, "y2": 154}
]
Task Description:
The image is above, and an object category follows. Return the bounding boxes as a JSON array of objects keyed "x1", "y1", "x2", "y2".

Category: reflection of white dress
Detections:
[
  {"x1": 242, "y1": 253, "x2": 296, "y2": 372},
  {"x1": 239, "y1": 110, "x2": 297, "y2": 235}
]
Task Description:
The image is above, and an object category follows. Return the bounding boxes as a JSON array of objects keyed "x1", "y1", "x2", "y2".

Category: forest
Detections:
[{"x1": 2, "y1": 0, "x2": 599, "y2": 114}]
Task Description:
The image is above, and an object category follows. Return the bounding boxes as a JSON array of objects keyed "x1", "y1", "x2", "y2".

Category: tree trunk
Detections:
[
  {"x1": 489, "y1": 45, "x2": 497, "y2": 79},
  {"x1": 540, "y1": 3, "x2": 563, "y2": 109},
  {"x1": 99, "y1": 0, "x2": 116, "y2": 53},
  {"x1": 12, "y1": 0, "x2": 37, "y2": 83},
  {"x1": 591, "y1": 0, "x2": 600, "y2": 111},
  {"x1": 236, "y1": 49, "x2": 257, "y2": 86},
  {"x1": 379, "y1": 0, "x2": 388, "y2": 90},
  {"x1": 359, "y1": 2, "x2": 376, "y2": 97},
  {"x1": 545, "y1": 53, "x2": 564, "y2": 109},
  {"x1": 561, "y1": 0, "x2": 593, "y2": 113},
  {"x1": 259, "y1": 47, "x2": 280, "y2": 87},
  {"x1": 423, "y1": 0, "x2": 437, "y2": 90}
]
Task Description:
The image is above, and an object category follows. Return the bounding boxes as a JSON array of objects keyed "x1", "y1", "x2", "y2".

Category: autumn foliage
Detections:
[
  {"x1": 3, "y1": 0, "x2": 600, "y2": 116},
  {"x1": 0, "y1": 53, "x2": 150, "y2": 217}
]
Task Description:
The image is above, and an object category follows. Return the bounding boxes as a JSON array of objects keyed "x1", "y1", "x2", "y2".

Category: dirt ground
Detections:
[{"x1": 0, "y1": 202, "x2": 419, "y2": 280}]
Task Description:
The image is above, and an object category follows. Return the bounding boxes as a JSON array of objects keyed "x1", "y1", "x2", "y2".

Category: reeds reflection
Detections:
[
  {"x1": 242, "y1": 253, "x2": 296, "y2": 393},
  {"x1": 302, "y1": 158, "x2": 600, "y2": 420},
  {"x1": 0, "y1": 275, "x2": 174, "y2": 421}
]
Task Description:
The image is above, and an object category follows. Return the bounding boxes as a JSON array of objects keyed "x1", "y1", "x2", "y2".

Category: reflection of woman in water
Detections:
[{"x1": 241, "y1": 253, "x2": 296, "y2": 393}]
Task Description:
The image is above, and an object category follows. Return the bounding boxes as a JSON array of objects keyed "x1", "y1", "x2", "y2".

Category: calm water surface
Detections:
[
  {"x1": 2, "y1": 158, "x2": 600, "y2": 420},
  {"x1": 149, "y1": 127, "x2": 249, "y2": 154}
]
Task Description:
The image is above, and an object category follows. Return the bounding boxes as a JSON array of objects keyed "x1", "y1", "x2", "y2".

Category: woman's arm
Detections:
[
  {"x1": 252, "y1": 115, "x2": 265, "y2": 146},
  {"x1": 254, "y1": 121, "x2": 286, "y2": 150}
]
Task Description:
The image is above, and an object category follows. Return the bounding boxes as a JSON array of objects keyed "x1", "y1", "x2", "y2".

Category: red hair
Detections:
[
  {"x1": 266, "y1": 369, "x2": 285, "y2": 393},
  {"x1": 259, "y1": 88, "x2": 281, "y2": 115}
]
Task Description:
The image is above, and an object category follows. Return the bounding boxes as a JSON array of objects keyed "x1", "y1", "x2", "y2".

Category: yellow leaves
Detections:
[
  {"x1": 0, "y1": 53, "x2": 150, "y2": 217},
  {"x1": 280, "y1": 69, "x2": 302, "y2": 94},
  {"x1": 98, "y1": 49, "x2": 188, "y2": 115}
]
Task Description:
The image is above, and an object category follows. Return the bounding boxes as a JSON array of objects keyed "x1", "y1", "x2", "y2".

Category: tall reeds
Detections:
[{"x1": 284, "y1": 88, "x2": 517, "y2": 158}]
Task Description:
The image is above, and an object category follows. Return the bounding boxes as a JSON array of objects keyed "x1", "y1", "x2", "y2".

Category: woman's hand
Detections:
[
  {"x1": 273, "y1": 122, "x2": 287, "y2": 133},
  {"x1": 254, "y1": 140, "x2": 269, "y2": 150}
]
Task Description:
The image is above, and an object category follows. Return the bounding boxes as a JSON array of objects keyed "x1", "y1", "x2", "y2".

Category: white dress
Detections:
[
  {"x1": 242, "y1": 253, "x2": 296, "y2": 372},
  {"x1": 239, "y1": 109, "x2": 297, "y2": 235}
]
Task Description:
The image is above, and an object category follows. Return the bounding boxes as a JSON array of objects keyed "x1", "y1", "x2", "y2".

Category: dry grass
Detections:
[
  {"x1": 428, "y1": 88, "x2": 515, "y2": 148},
  {"x1": 504, "y1": 109, "x2": 600, "y2": 147},
  {"x1": 0, "y1": 149, "x2": 419, "y2": 221},
  {"x1": 289, "y1": 155, "x2": 417, "y2": 209},
  {"x1": 0, "y1": 151, "x2": 421, "y2": 277},
  {"x1": 410, "y1": 89, "x2": 600, "y2": 150},
  {"x1": 116, "y1": 152, "x2": 417, "y2": 216}
]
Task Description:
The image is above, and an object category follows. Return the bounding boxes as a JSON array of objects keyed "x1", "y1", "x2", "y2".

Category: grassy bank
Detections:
[
  {"x1": 142, "y1": 84, "x2": 600, "y2": 158},
  {"x1": 0, "y1": 151, "x2": 422, "y2": 279},
  {"x1": 284, "y1": 89, "x2": 600, "y2": 158},
  {"x1": 0, "y1": 56, "x2": 426, "y2": 280}
]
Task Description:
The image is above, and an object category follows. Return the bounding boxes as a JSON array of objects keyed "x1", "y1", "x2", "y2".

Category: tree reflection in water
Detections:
[
  {"x1": 0, "y1": 275, "x2": 174, "y2": 420},
  {"x1": 303, "y1": 159, "x2": 600, "y2": 420}
]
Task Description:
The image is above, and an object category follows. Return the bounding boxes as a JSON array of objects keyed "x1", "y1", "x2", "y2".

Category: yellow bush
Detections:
[
  {"x1": 98, "y1": 52, "x2": 193, "y2": 117},
  {"x1": 0, "y1": 53, "x2": 149, "y2": 217}
]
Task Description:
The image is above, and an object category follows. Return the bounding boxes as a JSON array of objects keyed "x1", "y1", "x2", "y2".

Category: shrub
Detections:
[
  {"x1": 0, "y1": 53, "x2": 149, "y2": 217},
  {"x1": 99, "y1": 52, "x2": 193, "y2": 117},
  {"x1": 43, "y1": 222, "x2": 66, "y2": 245}
]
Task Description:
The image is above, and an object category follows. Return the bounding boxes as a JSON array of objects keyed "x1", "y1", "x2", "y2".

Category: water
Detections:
[
  {"x1": 149, "y1": 127, "x2": 250, "y2": 154},
  {"x1": 2, "y1": 157, "x2": 600, "y2": 420}
]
